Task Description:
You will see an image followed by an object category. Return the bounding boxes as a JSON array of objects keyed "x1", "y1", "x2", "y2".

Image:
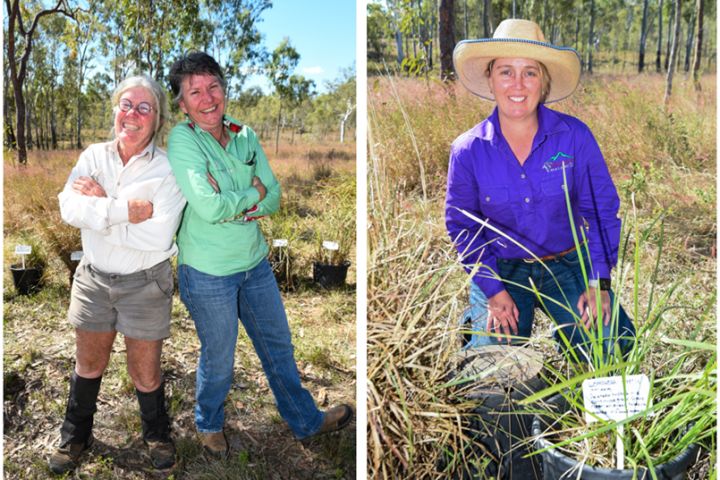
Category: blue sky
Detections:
[{"x1": 245, "y1": 1, "x2": 356, "y2": 93}]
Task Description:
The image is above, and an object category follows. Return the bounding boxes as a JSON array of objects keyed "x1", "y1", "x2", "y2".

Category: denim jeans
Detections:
[
  {"x1": 178, "y1": 259, "x2": 323, "y2": 438},
  {"x1": 460, "y1": 249, "x2": 635, "y2": 359}
]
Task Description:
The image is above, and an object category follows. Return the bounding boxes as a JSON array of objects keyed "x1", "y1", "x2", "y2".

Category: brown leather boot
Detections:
[
  {"x1": 48, "y1": 435, "x2": 94, "y2": 474},
  {"x1": 199, "y1": 431, "x2": 229, "y2": 459},
  {"x1": 316, "y1": 404, "x2": 353, "y2": 435}
]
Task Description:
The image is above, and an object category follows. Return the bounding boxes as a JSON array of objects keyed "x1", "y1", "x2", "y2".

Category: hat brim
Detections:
[{"x1": 453, "y1": 39, "x2": 581, "y2": 103}]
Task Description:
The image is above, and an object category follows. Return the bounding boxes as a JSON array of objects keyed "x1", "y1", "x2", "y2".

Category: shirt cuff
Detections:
[
  {"x1": 592, "y1": 262, "x2": 611, "y2": 280},
  {"x1": 107, "y1": 198, "x2": 129, "y2": 225},
  {"x1": 473, "y1": 275, "x2": 505, "y2": 299}
]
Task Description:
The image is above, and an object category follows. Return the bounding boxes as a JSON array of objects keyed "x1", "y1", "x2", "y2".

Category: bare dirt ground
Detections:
[{"x1": 4, "y1": 276, "x2": 356, "y2": 479}]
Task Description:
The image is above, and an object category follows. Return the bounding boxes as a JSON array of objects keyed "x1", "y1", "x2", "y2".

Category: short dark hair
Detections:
[{"x1": 168, "y1": 51, "x2": 227, "y2": 103}]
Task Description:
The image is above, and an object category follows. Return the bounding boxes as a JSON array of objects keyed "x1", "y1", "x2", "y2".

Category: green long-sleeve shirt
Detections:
[{"x1": 167, "y1": 115, "x2": 280, "y2": 275}]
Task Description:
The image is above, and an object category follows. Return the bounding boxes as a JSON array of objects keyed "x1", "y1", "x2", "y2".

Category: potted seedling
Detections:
[
  {"x1": 269, "y1": 238, "x2": 295, "y2": 290},
  {"x1": 10, "y1": 239, "x2": 47, "y2": 295},
  {"x1": 519, "y1": 213, "x2": 712, "y2": 478},
  {"x1": 264, "y1": 209, "x2": 301, "y2": 291},
  {"x1": 312, "y1": 239, "x2": 351, "y2": 289}
]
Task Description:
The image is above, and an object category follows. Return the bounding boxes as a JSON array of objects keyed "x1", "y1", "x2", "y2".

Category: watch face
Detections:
[{"x1": 599, "y1": 278, "x2": 612, "y2": 291}]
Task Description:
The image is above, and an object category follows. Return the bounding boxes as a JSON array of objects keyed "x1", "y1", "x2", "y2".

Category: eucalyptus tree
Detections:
[
  {"x1": 265, "y1": 38, "x2": 314, "y2": 154},
  {"x1": 664, "y1": 0, "x2": 682, "y2": 103},
  {"x1": 438, "y1": 0, "x2": 455, "y2": 81},
  {"x1": 5, "y1": 0, "x2": 76, "y2": 164}
]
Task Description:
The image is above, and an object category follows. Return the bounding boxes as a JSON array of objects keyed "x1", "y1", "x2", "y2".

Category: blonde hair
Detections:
[
  {"x1": 486, "y1": 59, "x2": 552, "y2": 103},
  {"x1": 111, "y1": 74, "x2": 169, "y2": 141}
]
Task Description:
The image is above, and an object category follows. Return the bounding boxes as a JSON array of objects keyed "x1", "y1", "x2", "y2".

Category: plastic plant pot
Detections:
[
  {"x1": 10, "y1": 264, "x2": 44, "y2": 296},
  {"x1": 532, "y1": 393, "x2": 700, "y2": 480},
  {"x1": 312, "y1": 261, "x2": 350, "y2": 289}
]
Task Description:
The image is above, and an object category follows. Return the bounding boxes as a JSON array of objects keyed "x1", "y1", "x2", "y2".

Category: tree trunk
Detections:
[
  {"x1": 656, "y1": 0, "x2": 663, "y2": 72},
  {"x1": 439, "y1": 0, "x2": 456, "y2": 81},
  {"x1": 683, "y1": 11, "x2": 695, "y2": 72},
  {"x1": 274, "y1": 103, "x2": 282, "y2": 155},
  {"x1": 483, "y1": 0, "x2": 493, "y2": 37},
  {"x1": 664, "y1": 0, "x2": 682, "y2": 104},
  {"x1": 691, "y1": 0, "x2": 704, "y2": 89},
  {"x1": 463, "y1": 0, "x2": 468, "y2": 38},
  {"x1": 587, "y1": 0, "x2": 595, "y2": 74},
  {"x1": 395, "y1": 30, "x2": 404, "y2": 65},
  {"x1": 664, "y1": 0, "x2": 674, "y2": 71},
  {"x1": 639, "y1": 0, "x2": 650, "y2": 72}
]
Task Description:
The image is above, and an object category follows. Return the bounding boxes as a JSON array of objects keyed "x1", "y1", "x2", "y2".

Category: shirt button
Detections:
[
  {"x1": 485, "y1": 196, "x2": 491, "y2": 202},
  {"x1": 520, "y1": 173, "x2": 526, "y2": 179},
  {"x1": 524, "y1": 197, "x2": 530, "y2": 203}
]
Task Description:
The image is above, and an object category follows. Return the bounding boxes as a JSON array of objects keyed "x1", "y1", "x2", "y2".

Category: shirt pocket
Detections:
[
  {"x1": 479, "y1": 186, "x2": 510, "y2": 219},
  {"x1": 541, "y1": 176, "x2": 572, "y2": 197},
  {"x1": 208, "y1": 160, "x2": 255, "y2": 192}
]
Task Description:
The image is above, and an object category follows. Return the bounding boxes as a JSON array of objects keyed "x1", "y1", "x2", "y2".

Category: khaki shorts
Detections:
[{"x1": 67, "y1": 259, "x2": 173, "y2": 341}]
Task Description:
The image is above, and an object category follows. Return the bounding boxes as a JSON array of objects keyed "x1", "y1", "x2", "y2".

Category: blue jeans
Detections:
[
  {"x1": 461, "y1": 250, "x2": 635, "y2": 359},
  {"x1": 178, "y1": 259, "x2": 323, "y2": 438}
]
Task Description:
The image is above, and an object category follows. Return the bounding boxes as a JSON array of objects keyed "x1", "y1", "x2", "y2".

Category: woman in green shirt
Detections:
[{"x1": 167, "y1": 52, "x2": 351, "y2": 457}]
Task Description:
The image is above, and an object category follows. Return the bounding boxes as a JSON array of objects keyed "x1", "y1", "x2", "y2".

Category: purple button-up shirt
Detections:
[{"x1": 445, "y1": 104, "x2": 621, "y2": 298}]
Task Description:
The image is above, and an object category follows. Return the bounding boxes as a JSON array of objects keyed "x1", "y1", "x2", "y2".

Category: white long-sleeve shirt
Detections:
[{"x1": 58, "y1": 140, "x2": 186, "y2": 274}]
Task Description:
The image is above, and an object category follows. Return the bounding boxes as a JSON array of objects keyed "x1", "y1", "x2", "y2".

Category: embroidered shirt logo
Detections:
[{"x1": 543, "y1": 152, "x2": 574, "y2": 172}]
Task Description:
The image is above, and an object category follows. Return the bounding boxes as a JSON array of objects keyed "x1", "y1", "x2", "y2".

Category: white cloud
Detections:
[{"x1": 302, "y1": 66, "x2": 324, "y2": 75}]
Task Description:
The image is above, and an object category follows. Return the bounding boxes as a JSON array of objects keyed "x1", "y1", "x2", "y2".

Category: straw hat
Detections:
[{"x1": 453, "y1": 19, "x2": 581, "y2": 103}]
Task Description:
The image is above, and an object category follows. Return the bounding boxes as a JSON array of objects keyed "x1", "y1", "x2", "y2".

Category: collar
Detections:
[
  {"x1": 112, "y1": 139, "x2": 156, "y2": 165},
  {"x1": 186, "y1": 115, "x2": 244, "y2": 134},
  {"x1": 478, "y1": 104, "x2": 569, "y2": 146}
]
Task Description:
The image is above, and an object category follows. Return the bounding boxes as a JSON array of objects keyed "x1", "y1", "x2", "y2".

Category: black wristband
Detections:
[{"x1": 599, "y1": 278, "x2": 611, "y2": 291}]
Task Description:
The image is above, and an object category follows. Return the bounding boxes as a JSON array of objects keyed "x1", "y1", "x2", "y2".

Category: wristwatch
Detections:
[{"x1": 588, "y1": 278, "x2": 612, "y2": 290}]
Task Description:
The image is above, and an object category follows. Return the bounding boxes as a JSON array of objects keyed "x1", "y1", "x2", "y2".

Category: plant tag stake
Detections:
[
  {"x1": 273, "y1": 239, "x2": 288, "y2": 248},
  {"x1": 322, "y1": 241, "x2": 339, "y2": 251},
  {"x1": 582, "y1": 374, "x2": 650, "y2": 470},
  {"x1": 15, "y1": 245, "x2": 31, "y2": 269},
  {"x1": 71, "y1": 251, "x2": 84, "y2": 261}
]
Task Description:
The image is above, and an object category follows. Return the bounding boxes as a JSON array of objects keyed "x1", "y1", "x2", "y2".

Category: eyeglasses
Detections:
[{"x1": 118, "y1": 98, "x2": 155, "y2": 116}]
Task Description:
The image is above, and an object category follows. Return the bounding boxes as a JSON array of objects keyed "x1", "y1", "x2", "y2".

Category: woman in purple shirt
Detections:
[{"x1": 446, "y1": 19, "x2": 634, "y2": 360}]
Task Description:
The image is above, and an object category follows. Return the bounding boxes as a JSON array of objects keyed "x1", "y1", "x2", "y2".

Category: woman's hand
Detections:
[
  {"x1": 128, "y1": 199, "x2": 153, "y2": 224},
  {"x1": 577, "y1": 288, "x2": 611, "y2": 329},
  {"x1": 252, "y1": 176, "x2": 267, "y2": 201},
  {"x1": 72, "y1": 176, "x2": 106, "y2": 197},
  {"x1": 487, "y1": 290, "x2": 519, "y2": 344},
  {"x1": 207, "y1": 172, "x2": 219, "y2": 193}
]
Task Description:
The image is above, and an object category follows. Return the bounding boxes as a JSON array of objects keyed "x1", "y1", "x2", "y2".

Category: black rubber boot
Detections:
[
  {"x1": 49, "y1": 372, "x2": 101, "y2": 474},
  {"x1": 59, "y1": 372, "x2": 102, "y2": 446},
  {"x1": 136, "y1": 382, "x2": 175, "y2": 469}
]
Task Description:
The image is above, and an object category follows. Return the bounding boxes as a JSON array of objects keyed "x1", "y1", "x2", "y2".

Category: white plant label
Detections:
[
  {"x1": 15, "y1": 245, "x2": 31, "y2": 255},
  {"x1": 71, "y1": 251, "x2": 84, "y2": 261},
  {"x1": 582, "y1": 374, "x2": 650, "y2": 423},
  {"x1": 322, "y1": 241, "x2": 339, "y2": 251},
  {"x1": 273, "y1": 239, "x2": 289, "y2": 248},
  {"x1": 583, "y1": 374, "x2": 650, "y2": 470}
]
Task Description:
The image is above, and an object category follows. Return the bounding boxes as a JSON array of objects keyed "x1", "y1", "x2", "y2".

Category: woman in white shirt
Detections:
[{"x1": 50, "y1": 75, "x2": 185, "y2": 474}]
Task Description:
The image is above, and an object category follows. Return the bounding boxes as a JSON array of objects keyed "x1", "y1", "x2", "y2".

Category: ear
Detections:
[{"x1": 178, "y1": 99, "x2": 188, "y2": 115}]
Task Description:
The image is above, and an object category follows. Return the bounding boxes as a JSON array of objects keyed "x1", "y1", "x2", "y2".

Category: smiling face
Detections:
[
  {"x1": 488, "y1": 58, "x2": 543, "y2": 124},
  {"x1": 114, "y1": 86, "x2": 157, "y2": 157},
  {"x1": 178, "y1": 74, "x2": 226, "y2": 134}
]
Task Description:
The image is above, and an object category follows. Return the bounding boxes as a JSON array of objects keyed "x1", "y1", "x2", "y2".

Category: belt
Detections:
[
  {"x1": 522, "y1": 245, "x2": 577, "y2": 263},
  {"x1": 86, "y1": 259, "x2": 170, "y2": 281}
]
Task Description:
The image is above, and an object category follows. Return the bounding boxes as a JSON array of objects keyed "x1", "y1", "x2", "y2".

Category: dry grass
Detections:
[
  {"x1": 368, "y1": 74, "x2": 716, "y2": 478},
  {"x1": 3, "y1": 140, "x2": 357, "y2": 479}
]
